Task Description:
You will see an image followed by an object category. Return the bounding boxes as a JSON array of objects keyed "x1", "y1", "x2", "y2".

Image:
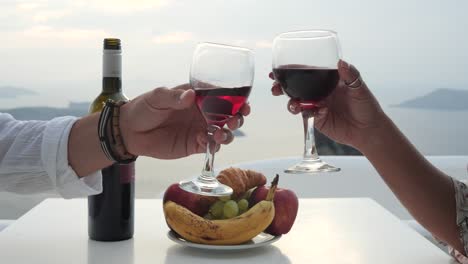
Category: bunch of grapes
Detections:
[{"x1": 204, "y1": 190, "x2": 253, "y2": 220}]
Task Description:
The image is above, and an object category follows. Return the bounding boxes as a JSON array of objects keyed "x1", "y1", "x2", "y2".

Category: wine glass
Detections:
[
  {"x1": 179, "y1": 42, "x2": 254, "y2": 196},
  {"x1": 272, "y1": 30, "x2": 341, "y2": 173}
]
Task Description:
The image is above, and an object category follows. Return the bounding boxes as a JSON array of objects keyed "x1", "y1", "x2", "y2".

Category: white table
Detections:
[{"x1": 0, "y1": 198, "x2": 452, "y2": 263}]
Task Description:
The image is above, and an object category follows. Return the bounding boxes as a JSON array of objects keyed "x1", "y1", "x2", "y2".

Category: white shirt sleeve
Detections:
[{"x1": 0, "y1": 113, "x2": 102, "y2": 198}]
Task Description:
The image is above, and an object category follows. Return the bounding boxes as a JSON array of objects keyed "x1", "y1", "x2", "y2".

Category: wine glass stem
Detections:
[
  {"x1": 199, "y1": 125, "x2": 219, "y2": 184},
  {"x1": 302, "y1": 109, "x2": 320, "y2": 161}
]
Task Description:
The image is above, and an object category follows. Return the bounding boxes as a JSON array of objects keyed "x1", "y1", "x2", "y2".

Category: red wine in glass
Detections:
[
  {"x1": 273, "y1": 65, "x2": 339, "y2": 109},
  {"x1": 195, "y1": 86, "x2": 251, "y2": 127},
  {"x1": 272, "y1": 30, "x2": 341, "y2": 174},
  {"x1": 180, "y1": 42, "x2": 254, "y2": 196}
]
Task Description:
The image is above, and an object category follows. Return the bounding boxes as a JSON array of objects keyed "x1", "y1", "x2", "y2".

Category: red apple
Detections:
[
  {"x1": 250, "y1": 186, "x2": 299, "y2": 235},
  {"x1": 163, "y1": 183, "x2": 214, "y2": 216}
]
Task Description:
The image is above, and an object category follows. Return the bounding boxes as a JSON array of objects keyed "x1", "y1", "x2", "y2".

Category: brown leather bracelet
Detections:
[
  {"x1": 110, "y1": 101, "x2": 137, "y2": 163},
  {"x1": 98, "y1": 99, "x2": 137, "y2": 164}
]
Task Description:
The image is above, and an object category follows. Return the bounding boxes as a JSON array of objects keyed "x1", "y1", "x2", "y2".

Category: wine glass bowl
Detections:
[
  {"x1": 272, "y1": 30, "x2": 341, "y2": 173},
  {"x1": 179, "y1": 42, "x2": 254, "y2": 196}
]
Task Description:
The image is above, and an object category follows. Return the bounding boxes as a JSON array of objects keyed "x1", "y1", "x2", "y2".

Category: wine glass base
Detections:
[
  {"x1": 284, "y1": 158, "x2": 340, "y2": 174},
  {"x1": 179, "y1": 180, "x2": 233, "y2": 197}
]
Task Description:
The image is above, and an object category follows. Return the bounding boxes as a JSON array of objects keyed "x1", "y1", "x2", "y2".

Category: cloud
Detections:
[
  {"x1": 152, "y1": 32, "x2": 193, "y2": 44},
  {"x1": 32, "y1": 10, "x2": 71, "y2": 22},
  {"x1": 2, "y1": 0, "x2": 173, "y2": 48},
  {"x1": 78, "y1": 0, "x2": 170, "y2": 13},
  {"x1": 16, "y1": 2, "x2": 42, "y2": 10},
  {"x1": 0, "y1": 25, "x2": 112, "y2": 48},
  {"x1": 14, "y1": 0, "x2": 170, "y2": 23},
  {"x1": 255, "y1": 40, "x2": 272, "y2": 49},
  {"x1": 23, "y1": 25, "x2": 108, "y2": 40},
  {"x1": 13, "y1": 1, "x2": 70, "y2": 24}
]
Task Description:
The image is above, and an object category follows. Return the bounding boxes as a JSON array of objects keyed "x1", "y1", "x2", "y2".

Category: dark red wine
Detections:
[
  {"x1": 195, "y1": 86, "x2": 251, "y2": 127},
  {"x1": 88, "y1": 163, "x2": 135, "y2": 241},
  {"x1": 273, "y1": 66, "x2": 339, "y2": 107}
]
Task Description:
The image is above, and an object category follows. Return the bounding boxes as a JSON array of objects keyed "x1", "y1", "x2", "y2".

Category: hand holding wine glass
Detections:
[
  {"x1": 179, "y1": 42, "x2": 255, "y2": 196},
  {"x1": 119, "y1": 83, "x2": 250, "y2": 160},
  {"x1": 270, "y1": 60, "x2": 386, "y2": 152},
  {"x1": 272, "y1": 30, "x2": 342, "y2": 173}
]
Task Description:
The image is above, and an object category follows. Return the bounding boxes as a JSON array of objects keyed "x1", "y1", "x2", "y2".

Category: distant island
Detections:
[
  {"x1": 1, "y1": 102, "x2": 363, "y2": 154},
  {"x1": 316, "y1": 131, "x2": 361, "y2": 156},
  {"x1": 395, "y1": 88, "x2": 468, "y2": 111},
  {"x1": 232, "y1": 130, "x2": 246, "y2": 137},
  {"x1": 0, "y1": 102, "x2": 247, "y2": 137},
  {"x1": 0, "y1": 102, "x2": 89, "y2": 121},
  {"x1": 0, "y1": 86, "x2": 37, "y2": 98}
]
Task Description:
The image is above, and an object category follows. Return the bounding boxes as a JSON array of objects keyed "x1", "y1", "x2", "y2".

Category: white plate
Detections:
[{"x1": 167, "y1": 231, "x2": 281, "y2": 250}]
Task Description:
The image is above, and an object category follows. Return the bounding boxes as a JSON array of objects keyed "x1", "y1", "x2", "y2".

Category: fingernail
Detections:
[
  {"x1": 339, "y1": 60, "x2": 349, "y2": 70},
  {"x1": 290, "y1": 104, "x2": 297, "y2": 112},
  {"x1": 178, "y1": 91, "x2": 188, "y2": 104},
  {"x1": 222, "y1": 132, "x2": 228, "y2": 142}
]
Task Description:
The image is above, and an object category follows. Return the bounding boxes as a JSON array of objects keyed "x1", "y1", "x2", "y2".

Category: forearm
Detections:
[
  {"x1": 68, "y1": 113, "x2": 112, "y2": 177},
  {"x1": 358, "y1": 115, "x2": 462, "y2": 252}
]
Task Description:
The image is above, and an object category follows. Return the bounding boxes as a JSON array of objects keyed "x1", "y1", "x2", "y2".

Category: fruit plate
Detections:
[{"x1": 167, "y1": 231, "x2": 281, "y2": 250}]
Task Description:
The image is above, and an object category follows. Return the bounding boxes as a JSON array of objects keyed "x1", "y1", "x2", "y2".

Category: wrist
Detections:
[
  {"x1": 352, "y1": 113, "x2": 395, "y2": 153},
  {"x1": 119, "y1": 102, "x2": 136, "y2": 156},
  {"x1": 68, "y1": 113, "x2": 113, "y2": 177}
]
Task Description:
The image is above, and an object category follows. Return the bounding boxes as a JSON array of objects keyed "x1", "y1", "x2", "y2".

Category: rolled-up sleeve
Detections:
[
  {"x1": 434, "y1": 178, "x2": 468, "y2": 263},
  {"x1": 0, "y1": 113, "x2": 102, "y2": 198}
]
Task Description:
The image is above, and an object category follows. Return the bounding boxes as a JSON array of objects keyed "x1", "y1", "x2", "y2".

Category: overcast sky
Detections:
[{"x1": 1, "y1": 0, "x2": 468, "y2": 107}]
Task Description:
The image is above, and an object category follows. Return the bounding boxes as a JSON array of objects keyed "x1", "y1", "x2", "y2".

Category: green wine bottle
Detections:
[{"x1": 88, "y1": 38, "x2": 135, "y2": 241}]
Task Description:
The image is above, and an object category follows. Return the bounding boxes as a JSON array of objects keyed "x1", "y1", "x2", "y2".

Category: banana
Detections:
[{"x1": 164, "y1": 175, "x2": 279, "y2": 245}]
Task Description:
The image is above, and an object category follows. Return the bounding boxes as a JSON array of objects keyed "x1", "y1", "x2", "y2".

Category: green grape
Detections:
[
  {"x1": 203, "y1": 213, "x2": 214, "y2": 220},
  {"x1": 209, "y1": 201, "x2": 225, "y2": 219},
  {"x1": 237, "y1": 199, "x2": 249, "y2": 214},
  {"x1": 219, "y1": 195, "x2": 231, "y2": 202},
  {"x1": 223, "y1": 200, "x2": 239, "y2": 219}
]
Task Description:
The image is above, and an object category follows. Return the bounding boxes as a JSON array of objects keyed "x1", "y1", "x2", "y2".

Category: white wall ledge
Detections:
[{"x1": 231, "y1": 155, "x2": 468, "y2": 220}]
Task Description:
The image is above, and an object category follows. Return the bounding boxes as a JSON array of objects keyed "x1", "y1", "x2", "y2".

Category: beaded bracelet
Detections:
[{"x1": 98, "y1": 100, "x2": 137, "y2": 164}]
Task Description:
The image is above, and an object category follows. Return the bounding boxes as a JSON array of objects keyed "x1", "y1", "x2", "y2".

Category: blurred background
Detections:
[{"x1": 1, "y1": 0, "x2": 468, "y2": 219}]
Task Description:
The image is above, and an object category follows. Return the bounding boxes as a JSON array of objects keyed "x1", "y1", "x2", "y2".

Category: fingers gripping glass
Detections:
[
  {"x1": 272, "y1": 30, "x2": 341, "y2": 173},
  {"x1": 179, "y1": 43, "x2": 254, "y2": 196}
]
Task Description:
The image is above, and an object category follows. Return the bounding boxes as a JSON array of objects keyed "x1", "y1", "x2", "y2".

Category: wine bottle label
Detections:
[
  {"x1": 116, "y1": 163, "x2": 135, "y2": 184},
  {"x1": 103, "y1": 49, "x2": 122, "y2": 78}
]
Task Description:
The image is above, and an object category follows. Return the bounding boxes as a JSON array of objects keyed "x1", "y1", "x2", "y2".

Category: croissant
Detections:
[{"x1": 217, "y1": 167, "x2": 267, "y2": 198}]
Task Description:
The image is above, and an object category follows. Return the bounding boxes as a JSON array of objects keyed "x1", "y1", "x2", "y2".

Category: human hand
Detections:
[
  {"x1": 120, "y1": 84, "x2": 250, "y2": 159},
  {"x1": 270, "y1": 60, "x2": 386, "y2": 149}
]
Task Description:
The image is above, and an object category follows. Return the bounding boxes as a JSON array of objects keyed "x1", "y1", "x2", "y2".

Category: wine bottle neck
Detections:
[
  {"x1": 102, "y1": 77, "x2": 122, "y2": 93},
  {"x1": 102, "y1": 48, "x2": 122, "y2": 93}
]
